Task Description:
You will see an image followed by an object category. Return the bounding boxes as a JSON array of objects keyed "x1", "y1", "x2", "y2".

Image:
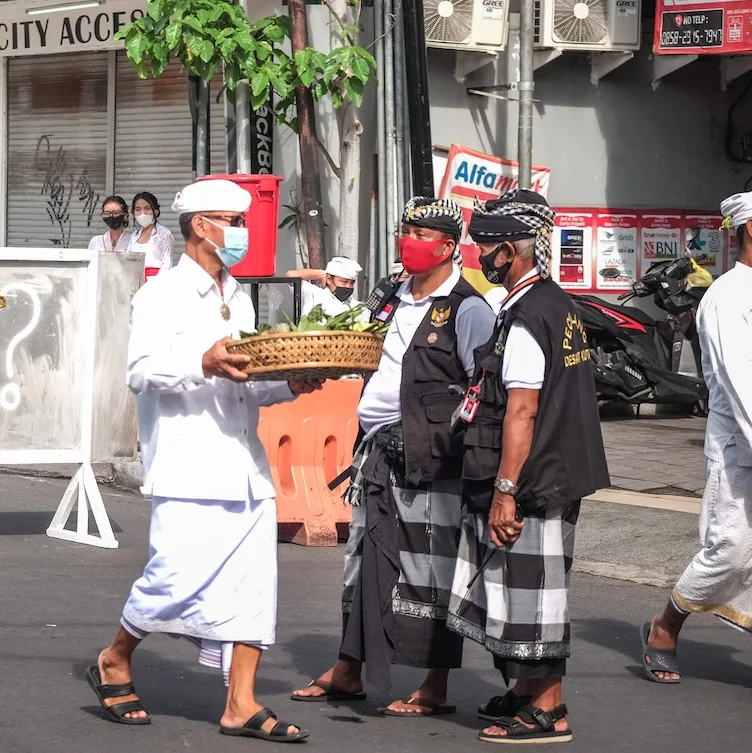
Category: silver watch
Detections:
[{"x1": 494, "y1": 478, "x2": 519, "y2": 496}]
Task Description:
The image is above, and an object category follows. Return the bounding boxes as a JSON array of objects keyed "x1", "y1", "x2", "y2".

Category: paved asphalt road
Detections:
[{"x1": 1, "y1": 473, "x2": 750, "y2": 753}]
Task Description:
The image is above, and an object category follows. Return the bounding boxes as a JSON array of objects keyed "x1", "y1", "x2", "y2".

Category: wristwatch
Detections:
[{"x1": 494, "y1": 478, "x2": 519, "y2": 496}]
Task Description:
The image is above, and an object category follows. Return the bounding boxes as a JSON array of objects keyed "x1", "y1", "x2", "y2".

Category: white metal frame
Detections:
[
  {"x1": 106, "y1": 51, "x2": 117, "y2": 196},
  {"x1": 0, "y1": 248, "x2": 118, "y2": 549},
  {"x1": 0, "y1": 58, "x2": 7, "y2": 248}
]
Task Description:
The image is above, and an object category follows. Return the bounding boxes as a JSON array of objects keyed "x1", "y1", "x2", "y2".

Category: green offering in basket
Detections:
[{"x1": 239, "y1": 304, "x2": 389, "y2": 339}]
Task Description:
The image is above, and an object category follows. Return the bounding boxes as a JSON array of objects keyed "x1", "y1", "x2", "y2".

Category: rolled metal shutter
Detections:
[
  {"x1": 114, "y1": 53, "x2": 228, "y2": 244},
  {"x1": 6, "y1": 52, "x2": 108, "y2": 249}
]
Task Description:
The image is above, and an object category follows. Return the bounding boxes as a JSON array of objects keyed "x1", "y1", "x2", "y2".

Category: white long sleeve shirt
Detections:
[
  {"x1": 696, "y1": 261, "x2": 752, "y2": 466},
  {"x1": 127, "y1": 254, "x2": 295, "y2": 501}
]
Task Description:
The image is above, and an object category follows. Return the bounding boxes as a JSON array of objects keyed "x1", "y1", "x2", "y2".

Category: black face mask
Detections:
[
  {"x1": 334, "y1": 286, "x2": 354, "y2": 302},
  {"x1": 103, "y1": 215, "x2": 125, "y2": 230},
  {"x1": 480, "y1": 244, "x2": 513, "y2": 285}
]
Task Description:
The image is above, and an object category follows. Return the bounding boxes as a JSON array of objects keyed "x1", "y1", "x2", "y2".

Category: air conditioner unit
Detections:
[
  {"x1": 424, "y1": 0, "x2": 510, "y2": 52},
  {"x1": 537, "y1": 0, "x2": 641, "y2": 51}
]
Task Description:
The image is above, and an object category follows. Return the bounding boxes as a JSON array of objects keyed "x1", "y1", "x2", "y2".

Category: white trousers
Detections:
[
  {"x1": 674, "y1": 442, "x2": 752, "y2": 632},
  {"x1": 122, "y1": 493, "x2": 278, "y2": 683}
]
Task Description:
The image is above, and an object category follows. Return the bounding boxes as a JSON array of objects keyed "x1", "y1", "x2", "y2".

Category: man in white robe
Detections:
[
  {"x1": 641, "y1": 191, "x2": 752, "y2": 682},
  {"x1": 86, "y1": 179, "x2": 320, "y2": 742}
]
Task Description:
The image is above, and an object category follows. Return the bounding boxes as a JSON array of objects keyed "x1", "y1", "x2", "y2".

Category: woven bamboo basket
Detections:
[{"x1": 226, "y1": 330, "x2": 384, "y2": 381}]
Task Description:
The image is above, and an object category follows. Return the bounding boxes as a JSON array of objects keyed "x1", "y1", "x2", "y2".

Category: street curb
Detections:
[
  {"x1": 574, "y1": 559, "x2": 676, "y2": 589},
  {"x1": 0, "y1": 463, "x2": 694, "y2": 592},
  {"x1": 586, "y1": 488, "x2": 700, "y2": 514}
]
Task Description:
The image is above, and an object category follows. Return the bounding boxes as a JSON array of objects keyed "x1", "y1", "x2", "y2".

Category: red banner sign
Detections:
[
  {"x1": 654, "y1": 0, "x2": 752, "y2": 55},
  {"x1": 553, "y1": 209, "x2": 733, "y2": 294}
]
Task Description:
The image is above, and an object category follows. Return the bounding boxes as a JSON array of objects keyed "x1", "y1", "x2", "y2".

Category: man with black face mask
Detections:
[
  {"x1": 447, "y1": 189, "x2": 609, "y2": 745},
  {"x1": 286, "y1": 256, "x2": 369, "y2": 321}
]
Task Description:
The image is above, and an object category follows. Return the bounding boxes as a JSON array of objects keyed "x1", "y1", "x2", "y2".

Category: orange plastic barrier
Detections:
[{"x1": 258, "y1": 379, "x2": 362, "y2": 546}]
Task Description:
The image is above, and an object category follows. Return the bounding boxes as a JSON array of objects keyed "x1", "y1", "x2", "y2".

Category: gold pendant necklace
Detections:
[{"x1": 220, "y1": 302, "x2": 231, "y2": 321}]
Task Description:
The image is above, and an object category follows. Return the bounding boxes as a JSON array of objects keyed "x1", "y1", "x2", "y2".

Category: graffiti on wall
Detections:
[{"x1": 34, "y1": 135, "x2": 101, "y2": 247}]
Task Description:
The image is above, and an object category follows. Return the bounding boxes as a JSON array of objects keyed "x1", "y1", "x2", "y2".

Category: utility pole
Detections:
[
  {"x1": 402, "y1": 0, "x2": 434, "y2": 196},
  {"x1": 518, "y1": 0, "x2": 535, "y2": 189},
  {"x1": 289, "y1": 0, "x2": 326, "y2": 269}
]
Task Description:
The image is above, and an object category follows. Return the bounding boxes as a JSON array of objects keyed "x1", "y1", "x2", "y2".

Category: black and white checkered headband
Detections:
[
  {"x1": 402, "y1": 196, "x2": 464, "y2": 241},
  {"x1": 469, "y1": 191, "x2": 556, "y2": 279}
]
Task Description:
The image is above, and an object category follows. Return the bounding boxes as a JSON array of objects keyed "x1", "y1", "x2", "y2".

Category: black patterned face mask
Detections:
[{"x1": 480, "y1": 245, "x2": 512, "y2": 285}]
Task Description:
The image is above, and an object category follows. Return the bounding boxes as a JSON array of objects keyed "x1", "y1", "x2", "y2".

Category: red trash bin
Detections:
[{"x1": 197, "y1": 173, "x2": 283, "y2": 277}]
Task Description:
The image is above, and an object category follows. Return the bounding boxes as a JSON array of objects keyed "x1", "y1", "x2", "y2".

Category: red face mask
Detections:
[{"x1": 399, "y1": 236, "x2": 449, "y2": 275}]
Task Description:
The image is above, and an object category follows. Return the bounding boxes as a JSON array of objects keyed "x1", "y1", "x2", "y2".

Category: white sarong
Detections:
[
  {"x1": 673, "y1": 442, "x2": 752, "y2": 631},
  {"x1": 121, "y1": 492, "x2": 278, "y2": 684}
]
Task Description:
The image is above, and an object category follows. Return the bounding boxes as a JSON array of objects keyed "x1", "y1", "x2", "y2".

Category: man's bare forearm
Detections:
[
  {"x1": 285, "y1": 269, "x2": 326, "y2": 282},
  {"x1": 496, "y1": 389, "x2": 540, "y2": 483}
]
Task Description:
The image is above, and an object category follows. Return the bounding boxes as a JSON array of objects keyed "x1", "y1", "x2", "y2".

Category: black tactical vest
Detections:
[
  {"x1": 463, "y1": 278, "x2": 610, "y2": 513},
  {"x1": 394, "y1": 277, "x2": 485, "y2": 485}
]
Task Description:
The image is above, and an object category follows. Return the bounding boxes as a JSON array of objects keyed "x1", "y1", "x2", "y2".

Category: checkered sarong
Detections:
[
  {"x1": 447, "y1": 501, "x2": 580, "y2": 660},
  {"x1": 342, "y1": 440, "x2": 463, "y2": 620}
]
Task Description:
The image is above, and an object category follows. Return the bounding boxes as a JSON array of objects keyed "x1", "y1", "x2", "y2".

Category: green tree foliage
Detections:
[{"x1": 116, "y1": 0, "x2": 376, "y2": 128}]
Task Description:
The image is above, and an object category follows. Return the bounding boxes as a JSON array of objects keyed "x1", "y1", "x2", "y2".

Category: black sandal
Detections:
[
  {"x1": 477, "y1": 691, "x2": 532, "y2": 722},
  {"x1": 85, "y1": 665, "x2": 151, "y2": 726},
  {"x1": 291, "y1": 679, "x2": 367, "y2": 703},
  {"x1": 220, "y1": 707, "x2": 310, "y2": 743},
  {"x1": 478, "y1": 703, "x2": 571, "y2": 745}
]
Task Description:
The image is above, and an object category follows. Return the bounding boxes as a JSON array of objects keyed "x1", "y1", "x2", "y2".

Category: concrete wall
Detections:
[{"x1": 428, "y1": 27, "x2": 752, "y2": 210}]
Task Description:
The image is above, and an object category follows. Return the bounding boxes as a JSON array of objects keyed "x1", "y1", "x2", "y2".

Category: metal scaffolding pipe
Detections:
[
  {"x1": 384, "y1": 0, "x2": 397, "y2": 274},
  {"x1": 393, "y1": 0, "x2": 406, "y2": 217},
  {"x1": 518, "y1": 0, "x2": 535, "y2": 189},
  {"x1": 375, "y1": 0, "x2": 388, "y2": 276},
  {"x1": 196, "y1": 79, "x2": 210, "y2": 177},
  {"x1": 402, "y1": 0, "x2": 434, "y2": 196}
]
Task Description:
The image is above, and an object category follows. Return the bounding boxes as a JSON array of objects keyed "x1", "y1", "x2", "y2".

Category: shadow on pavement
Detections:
[
  {"x1": 282, "y1": 631, "x2": 512, "y2": 730},
  {"x1": 573, "y1": 617, "x2": 752, "y2": 690},
  {"x1": 72, "y1": 645, "x2": 296, "y2": 727}
]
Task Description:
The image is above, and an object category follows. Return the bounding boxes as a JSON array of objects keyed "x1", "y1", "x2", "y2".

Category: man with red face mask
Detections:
[{"x1": 292, "y1": 197, "x2": 496, "y2": 716}]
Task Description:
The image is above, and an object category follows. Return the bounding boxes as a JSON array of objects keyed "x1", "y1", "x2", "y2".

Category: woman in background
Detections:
[
  {"x1": 89, "y1": 196, "x2": 132, "y2": 253},
  {"x1": 128, "y1": 191, "x2": 175, "y2": 279}
]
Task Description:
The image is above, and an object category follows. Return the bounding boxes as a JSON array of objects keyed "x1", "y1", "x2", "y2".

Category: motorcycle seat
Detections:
[{"x1": 575, "y1": 296, "x2": 655, "y2": 327}]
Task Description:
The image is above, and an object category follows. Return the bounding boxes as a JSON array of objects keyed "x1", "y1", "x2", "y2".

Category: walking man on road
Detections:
[
  {"x1": 292, "y1": 196, "x2": 496, "y2": 716},
  {"x1": 448, "y1": 190, "x2": 610, "y2": 744},
  {"x1": 641, "y1": 191, "x2": 752, "y2": 682},
  {"x1": 86, "y1": 179, "x2": 320, "y2": 743}
]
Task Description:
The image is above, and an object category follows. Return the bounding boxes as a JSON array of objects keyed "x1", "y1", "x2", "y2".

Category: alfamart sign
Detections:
[{"x1": 0, "y1": 0, "x2": 146, "y2": 57}]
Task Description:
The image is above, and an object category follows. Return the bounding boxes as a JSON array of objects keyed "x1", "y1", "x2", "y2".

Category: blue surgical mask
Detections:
[{"x1": 203, "y1": 217, "x2": 249, "y2": 267}]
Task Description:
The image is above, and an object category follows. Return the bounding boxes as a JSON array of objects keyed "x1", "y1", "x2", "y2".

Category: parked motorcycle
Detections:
[{"x1": 572, "y1": 255, "x2": 713, "y2": 409}]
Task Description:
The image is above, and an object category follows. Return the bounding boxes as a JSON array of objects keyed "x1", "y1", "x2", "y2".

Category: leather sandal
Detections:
[
  {"x1": 85, "y1": 665, "x2": 151, "y2": 726},
  {"x1": 220, "y1": 707, "x2": 309, "y2": 743},
  {"x1": 478, "y1": 703, "x2": 572, "y2": 744}
]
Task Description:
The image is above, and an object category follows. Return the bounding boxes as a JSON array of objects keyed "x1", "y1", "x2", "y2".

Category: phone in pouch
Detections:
[{"x1": 451, "y1": 385, "x2": 481, "y2": 428}]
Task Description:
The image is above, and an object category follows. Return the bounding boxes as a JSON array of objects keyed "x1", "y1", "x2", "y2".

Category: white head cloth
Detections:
[
  {"x1": 172, "y1": 179, "x2": 251, "y2": 216},
  {"x1": 720, "y1": 191, "x2": 752, "y2": 230},
  {"x1": 325, "y1": 256, "x2": 363, "y2": 280}
]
